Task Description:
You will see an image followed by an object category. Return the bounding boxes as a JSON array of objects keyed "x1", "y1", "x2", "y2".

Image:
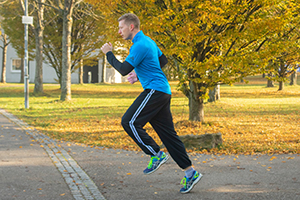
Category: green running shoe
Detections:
[
  {"x1": 143, "y1": 151, "x2": 169, "y2": 175},
  {"x1": 180, "y1": 171, "x2": 202, "y2": 194}
]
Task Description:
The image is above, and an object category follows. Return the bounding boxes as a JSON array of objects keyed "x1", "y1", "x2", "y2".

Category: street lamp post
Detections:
[{"x1": 22, "y1": 0, "x2": 33, "y2": 109}]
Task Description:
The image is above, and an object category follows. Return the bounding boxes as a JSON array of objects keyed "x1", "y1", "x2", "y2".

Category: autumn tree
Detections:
[
  {"x1": 19, "y1": 0, "x2": 46, "y2": 94},
  {"x1": 41, "y1": 0, "x2": 105, "y2": 101},
  {"x1": 88, "y1": 0, "x2": 281, "y2": 122},
  {"x1": 1, "y1": 0, "x2": 46, "y2": 89},
  {"x1": 258, "y1": 0, "x2": 300, "y2": 91},
  {"x1": 42, "y1": 4, "x2": 104, "y2": 86},
  {"x1": 0, "y1": 1, "x2": 34, "y2": 83}
]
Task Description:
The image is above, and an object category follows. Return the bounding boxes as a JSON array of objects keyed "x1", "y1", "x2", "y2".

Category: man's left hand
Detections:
[{"x1": 127, "y1": 72, "x2": 138, "y2": 84}]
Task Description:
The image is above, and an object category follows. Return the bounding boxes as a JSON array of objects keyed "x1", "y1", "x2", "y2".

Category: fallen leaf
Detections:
[{"x1": 270, "y1": 156, "x2": 277, "y2": 161}]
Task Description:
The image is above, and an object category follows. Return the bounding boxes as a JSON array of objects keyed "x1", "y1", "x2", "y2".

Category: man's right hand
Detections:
[
  {"x1": 127, "y1": 72, "x2": 138, "y2": 84},
  {"x1": 101, "y1": 42, "x2": 113, "y2": 54}
]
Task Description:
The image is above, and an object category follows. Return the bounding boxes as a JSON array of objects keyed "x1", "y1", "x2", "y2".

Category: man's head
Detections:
[{"x1": 118, "y1": 13, "x2": 140, "y2": 40}]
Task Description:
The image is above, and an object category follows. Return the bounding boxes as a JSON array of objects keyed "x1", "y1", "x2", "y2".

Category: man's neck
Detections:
[{"x1": 130, "y1": 29, "x2": 140, "y2": 41}]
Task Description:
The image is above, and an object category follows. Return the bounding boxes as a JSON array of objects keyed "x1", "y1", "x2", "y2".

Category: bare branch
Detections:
[
  {"x1": 32, "y1": 0, "x2": 62, "y2": 11},
  {"x1": 0, "y1": 0, "x2": 9, "y2": 5},
  {"x1": 74, "y1": 0, "x2": 84, "y2": 6},
  {"x1": 18, "y1": 0, "x2": 25, "y2": 14}
]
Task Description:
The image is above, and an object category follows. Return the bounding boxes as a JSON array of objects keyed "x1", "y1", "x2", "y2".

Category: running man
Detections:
[{"x1": 100, "y1": 13, "x2": 202, "y2": 193}]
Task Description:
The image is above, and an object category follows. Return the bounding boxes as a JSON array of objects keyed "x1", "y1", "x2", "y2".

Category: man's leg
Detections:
[
  {"x1": 149, "y1": 95, "x2": 203, "y2": 193},
  {"x1": 149, "y1": 96, "x2": 192, "y2": 169},
  {"x1": 121, "y1": 89, "x2": 167, "y2": 156}
]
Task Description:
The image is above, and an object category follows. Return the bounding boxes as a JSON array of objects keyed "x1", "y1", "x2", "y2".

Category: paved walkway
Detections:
[
  {"x1": 0, "y1": 109, "x2": 105, "y2": 200},
  {"x1": 1, "y1": 108, "x2": 300, "y2": 200}
]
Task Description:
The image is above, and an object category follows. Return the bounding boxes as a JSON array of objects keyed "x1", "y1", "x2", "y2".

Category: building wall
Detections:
[
  {"x1": 1, "y1": 35, "x2": 125, "y2": 84},
  {"x1": 0, "y1": 41, "x2": 80, "y2": 83}
]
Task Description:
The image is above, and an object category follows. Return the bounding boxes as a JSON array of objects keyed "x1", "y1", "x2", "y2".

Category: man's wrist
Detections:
[{"x1": 106, "y1": 51, "x2": 113, "y2": 56}]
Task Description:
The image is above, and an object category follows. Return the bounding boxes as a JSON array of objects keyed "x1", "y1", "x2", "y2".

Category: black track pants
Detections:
[{"x1": 121, "y1": 89, "x2": 192, "y2": 169}]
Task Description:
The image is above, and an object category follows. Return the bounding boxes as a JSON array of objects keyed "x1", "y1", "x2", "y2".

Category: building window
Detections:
[{"x1": 11, "y1": 58, "x2": 22, "y2": 72}]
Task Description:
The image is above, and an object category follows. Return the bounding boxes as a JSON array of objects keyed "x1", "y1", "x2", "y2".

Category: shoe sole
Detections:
[
  {"x1": 180, "y1": 173, "x2": 203, "y2": 194},
  {"x1": 144, "y1": 155, "x2": 169, "y2": 175}
]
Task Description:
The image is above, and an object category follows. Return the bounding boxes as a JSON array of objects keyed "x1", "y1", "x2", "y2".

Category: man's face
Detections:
[{"x1": 118, "y1": 20, "x2": 132, "y2": 40}]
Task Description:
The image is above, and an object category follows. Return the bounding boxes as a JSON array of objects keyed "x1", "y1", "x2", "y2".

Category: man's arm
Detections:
[
  {"x1": 101, "y1": 42, "x2": 134, "y2": 76},
  {"x1": 106, "y1": 52, "x2": 167, "y2": 77},
  {"x1": 159, "y1": 54, "x2": 168, "y2": 68},
  {"x1": 106, "y1": 52, "x2": 134, "y2": 76}
]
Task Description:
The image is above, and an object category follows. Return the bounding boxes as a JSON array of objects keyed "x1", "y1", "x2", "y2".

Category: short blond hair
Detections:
[{"x1": 118, "y1": 13, "x2": 140, "y2": 29}]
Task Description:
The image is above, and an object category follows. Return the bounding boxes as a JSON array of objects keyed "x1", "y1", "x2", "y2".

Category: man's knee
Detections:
[{"x1": 121, "y1": 115, "x2": 130, "y2": 131}]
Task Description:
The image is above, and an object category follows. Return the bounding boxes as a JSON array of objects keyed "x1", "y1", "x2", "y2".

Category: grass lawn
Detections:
[{"x1": 0, "y1": 75, "x2": 299, "y2": 155}]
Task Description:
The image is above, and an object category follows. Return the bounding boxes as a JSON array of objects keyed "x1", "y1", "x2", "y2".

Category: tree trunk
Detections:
[
  {"x1": 101, "y1": 55, "x2": 106, "y2": 83},
  {"x1": 1, "y1": 34, "x2": 8, "y2": 83},
  {"x1": 278, "y1": 81, "x2": 284, "y2": 91},
  {"x1": 290, "y1": 71, "x2": 297, "y2": 86},
  {"x1": 188, "y1": 81, "x2": 204, "y2": 122},
  {"x1": 208, "y1": 84, "x2": 220, "y2": 102},
  {"x1": 267, "y1": 73, "x2": 274, "y2": 87},
  {"x1": 278, "y1": 61, "x2": 285, "y2": 91},
  {"x1": 33, "y1": 0, "x2": 45, "y2": 94},
  {"x1": 61, "y1": 0, "x2": 75, "y2": 101},
  {"x1": 267, "y1": 79, "x2": 274, "y2": 87},
  {"x1": 20, "y1": 58, "x2": 24, "y2": 83},
  {"x1": 188, "y1": 96, "x2": 204, "y2": 122},
  {"x1": 79, "y1": 58, "x2": 83, "y2": 84}
]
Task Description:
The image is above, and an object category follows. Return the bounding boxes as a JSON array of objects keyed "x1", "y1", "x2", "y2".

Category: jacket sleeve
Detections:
[
  {"x1": 106, "y1": 51, "x2": 134, "y2": 76},
  {"x1": 159, "y1": 54, "x2": 168, "y2": 68}
]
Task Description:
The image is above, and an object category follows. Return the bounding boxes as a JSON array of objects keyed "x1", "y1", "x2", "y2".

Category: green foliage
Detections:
[
  {"x1": 1, "y1": 0, "x2": 107, "y2": 85},
  {"x1": 0, "y1": 0, "x2": 35, "y2": 58},
  {"x1": 258, "y1": 0, "x2": 300, "y2": 87},
  {"x1": 43, "y1": 4, "x2": 105, "y2": 84}
]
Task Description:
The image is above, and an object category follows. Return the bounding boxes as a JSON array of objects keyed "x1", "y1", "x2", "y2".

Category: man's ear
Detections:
[{"x1": 130, "y1": 24, "x2": 135, "y2": 31}]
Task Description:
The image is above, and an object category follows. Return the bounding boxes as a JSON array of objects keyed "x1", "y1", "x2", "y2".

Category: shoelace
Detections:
[
  {"x1": 181, "y1": 172, "x2": 199, "y2": 188},
  {"x1": 180, "y1": 177, "x2": 188, "y2": 188},
  {"x1": 147, "y1": 156, "x2": 159, "y2": 169}
]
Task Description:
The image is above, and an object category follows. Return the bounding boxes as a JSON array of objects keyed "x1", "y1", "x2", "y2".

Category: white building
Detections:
[{"x1": 0, "y1": 32, "x2": 126, "y2": 84}]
